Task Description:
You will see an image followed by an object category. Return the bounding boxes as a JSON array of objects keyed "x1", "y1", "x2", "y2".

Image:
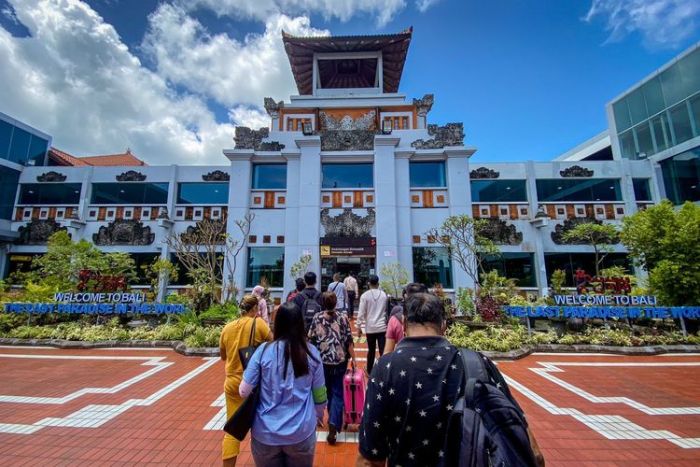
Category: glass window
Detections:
[
  {"x1": 634, "y1": 122, "x2": 654, "y2": 157},
  {"x1": 8, "y1": 127, "x2": 30, "y2": 164},
  {"x1": 641, "y1": 76, "x2": 665, "y2": 116},
  {"x1": 0, "y1": 119, "x2": 13, "y2": 161},
  {"x1": 481, "y1": 253, "x2": 535, "y2": 287},
  {"x1": 247, "y1": 247, "x2": 284, "y2": 288},
  {"x1": 0, "y1": 165, "x2": 20, "y2": 219},
  {"x1": 612, "y1": 99, "x2": 631, "y2": 132},
  {"x1": 627, "y1": 88, "x2": 647, "y2": 125},
  {"x1": 177, "y1": 182, "x2": 228, "y2": 204},
  {"x1": 322, "y1": 163, "x2": 373, "y2": 189},
  {"x1": 130, "y1": 253, "x2": 160, "y2": 285},
  {"x1": 691, "y1": 94, "x2": 700, "y2": 138},
  {"x1": 618, "y1": 130, "x2": 635, "y2": 159},
  {"x1": 471, "y1": 180, "x2": 527, "y2": 202},
  {"x1": 536, "y1": 179, "x2": 622, "y2": 202},
  {"x1": 91, "y1": 183, "x2": 169, "y2": 204},
  {"x1": 660, "y1": 61, "x2": 686, "y2": 106},
  {"x1": 252, "y1": 164, "x2": 287, "y2": 189},
  {"x1": 670, "y1": 102, "x2": 693, "y2": 144},
  {"x1": 409, "y1": 161, "x2": 446, "y2": 187},
  {"x1": 660, "y1": 148, "x2": 700, "y2": 205},
  {"x1": 632, "y1": 178, "x2": 652, "y2": 201},
  {"x1": 412, "y1": 247, "x2": 453, "y2": 288},
  {"x1": 651, "y1": 114, "x2": 671, "y2": 152},
  {"x1": 18, "y1": 183, "x2": 81, "y2": 205},
  {"x1": 545, "y1": 253, "x2": 632, "y2": 287},
  {"x1": 27, "y1": 135, "x2": 49, "y2": 165},
  {"x1": 678, "y1": 48, "x2": 700, "y2": 101}
]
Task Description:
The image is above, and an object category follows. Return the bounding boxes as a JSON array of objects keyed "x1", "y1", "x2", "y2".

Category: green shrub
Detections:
[
  {"x1": 0, "y1": 313, "x2": 25, "y2": 333},
  {"x1": 183, "y1": 326, "x2": 222, "y2": 348},
  {"x1": 199, "y1": 302, "x2": 239, "y2": 322}
]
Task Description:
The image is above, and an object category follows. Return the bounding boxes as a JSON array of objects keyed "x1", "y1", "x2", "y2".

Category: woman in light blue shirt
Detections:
[{"x1": 240, "y1": 302, "x2": 327, "y2": 467}]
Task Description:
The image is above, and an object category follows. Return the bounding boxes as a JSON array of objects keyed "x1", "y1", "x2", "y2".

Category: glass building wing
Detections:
[
  {"x1": 91, "y1": 183, "x2": 169, "y2": 204},
  {"x1": 0, "y1": 118, "x2": 49, "y2": 166},
  {"x1": 660, "y1": 148, "x2": 700, "y2": 205},
  {"x1": 0, "y1": 166, "x2": 21, "y2": 219},
  {"x1": 471, "y1": 180, "x2": 527, "y2": 202},
  {"x1": 18, "y1": 183, "x2": 82, "y2": 205},
  {"x1": 536, "y1": 179, "x2": 622, "y2": 202},
  {"x1": 177, "y1": 182, "x2": 229, "y2": 204}
]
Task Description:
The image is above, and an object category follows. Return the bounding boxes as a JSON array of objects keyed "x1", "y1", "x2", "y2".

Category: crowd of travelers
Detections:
[{"x1": 219, "y1": 271, "x2": 545, "y2": 467}]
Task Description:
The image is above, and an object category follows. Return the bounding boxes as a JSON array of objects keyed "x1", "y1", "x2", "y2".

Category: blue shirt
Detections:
[{"x1": 242, "y1": 340, "x2": 326, "y2": 446}]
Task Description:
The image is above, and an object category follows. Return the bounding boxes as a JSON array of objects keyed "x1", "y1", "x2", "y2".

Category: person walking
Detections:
[
  {"x1": 239, "y1": 302, "x2": 327, "y2": 467},
  {"x1": 327, "y1": 272, "x2": 348, "y2": 313},
  {"x1": 356, "y1": 274, "x2": 388, "y2": 375},
  {"x1": 384, "y1": 283, "x2": 428, "y2": 354},
  {"x1": 219, "y1": 294, "x2": 272, "y2": 467},
  {"x1": 343, "y1": 271, "x2": 358, "y2": 319},
  {"x1": 287, "y1": 278, "x2": 305, "y2": 303},
  {"x1": 307, "y1": 291, "x2": 356, "y2": 445},
  {"x1": 251, "y1": 285, "x2": 270, "y2": 324},
  {"x1": 294, "y1": 271, "x2": 322, "y2": 331}
]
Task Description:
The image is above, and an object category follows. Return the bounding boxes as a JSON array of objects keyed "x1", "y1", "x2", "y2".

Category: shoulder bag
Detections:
[
  {"x1": 224, "y1": 342, "x2": 269, "y2": 441},
  {"x1": 238, "y1": 318, "x2": 258, "y2": 370}
]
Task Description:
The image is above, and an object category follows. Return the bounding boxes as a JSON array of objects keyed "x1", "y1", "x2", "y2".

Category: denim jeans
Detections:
[
  {"x1": 251, "y1": 432, "x2": 316, "y2": 467},
  {"x1": 324, "y1": 362, "x2": 347, "y2": 430}
]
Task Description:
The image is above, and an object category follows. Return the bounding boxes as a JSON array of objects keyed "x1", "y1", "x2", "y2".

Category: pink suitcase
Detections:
[{"x1": 343, "y1": 364, "x2": 367, "y2": 427}]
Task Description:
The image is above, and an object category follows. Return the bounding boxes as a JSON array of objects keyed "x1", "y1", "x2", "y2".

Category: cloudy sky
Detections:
[{"x1": 1, "y1": 0, "x2": 699, "y2": 165}]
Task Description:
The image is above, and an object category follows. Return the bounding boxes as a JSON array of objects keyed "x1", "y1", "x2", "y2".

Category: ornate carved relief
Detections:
[
  {"x1": 320, "y1": 130, "x2": 375, "y2": 151},
  {"x1": 551, "y1": 218, "x2": 619, "y2": 245},
  {"x1": 263, "y1": 97, "x2": 283, "y2": 117},
  {"x1": 202, "y1": 170, "x2": 230, "y2": 182},
  {"x1": 476, "y1": 218, "x2": 522, "y2": 245},
  {"x1": 470, "y1": 167, "x2": 500, "y2": 179},
  {"x1": 180, "y1": 219, "x2": 226, "y2": 244},
  {"x1": 320, "y1": 208, "x2": 375, "y2": 238},
  {"x1": 116, "y1": 170, "x2": 146, "y2": 182},
  {"x1": 93, "y1": 220, "x2": 154, "y2": 245},
  {"x1": 234, "y1": 127, "x2": 285, "y2": 151},
  {"x1": 320, "y1": 110, "x2": 376, "y2": 131},
  {"x1": 413, "y1": 94, "x2": 434, "y2": 116},
  {"x1": 411, "y1": 123, "x2": 464, "y2": 149},
  {"x1": 16, "y1": 220, "x2": 67, "y2": 245},
  {"x1": 560, "y1": 165, "x2": 594, "y2": 177},
  {"x1": 36, "y1": 171, "x2": 67, "y2": 182}
]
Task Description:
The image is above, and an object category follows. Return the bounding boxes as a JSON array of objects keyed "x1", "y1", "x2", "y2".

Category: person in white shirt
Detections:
[
  {"x1": 343, "y1": 272, "x2": 359, "y2": 319},
  {"x1": 356, "y1": 274, "x2": 388, "y2": 374},
  {"x1": 327, "y1": 272, "x2": 348, "y2": 312}
]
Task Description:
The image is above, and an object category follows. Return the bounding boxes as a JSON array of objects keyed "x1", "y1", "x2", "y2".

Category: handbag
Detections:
[
  {"x1": 224, "y1": 343, "x2": 268, "y2": 441},
  {"x1": 238, "y1": 318, "x2": 258, "y2": 369}
]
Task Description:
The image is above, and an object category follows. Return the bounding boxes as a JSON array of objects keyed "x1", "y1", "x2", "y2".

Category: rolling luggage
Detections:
[{"x1": 343, "y1": 364, "x2": 366, "y2": 426}]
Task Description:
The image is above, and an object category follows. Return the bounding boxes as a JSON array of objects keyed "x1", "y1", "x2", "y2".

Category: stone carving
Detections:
[
  {"x1": 180, "y1": 219, "x2": 226, "y2": 244},
  {"x1": 234, "y1": 127, "x2": 285, "y2": 151},
  {"x1": 36, "y1": 171, "x2": 67, "y2": 182},
  {"x1": 116, "y1": 170, "x2": 146, "y2": 182},
  {"x1": 263, "y1": 97, "x2": 283, "y2": 117},
  {"x1": 476, "y1": 218, "x2": 522, "y2": 245},
  {"x1": 413, "y1": 94, "x2": 434, "y2": 116},
  {"x1": 560, "y1": 165, "x2": 594, "y2": 177},
  {"x1": 202, "y1": 170, "x2": 230, "y2": 182},
  {"x1": 16, "y1": 220, "x2": 67, "y2": 245},
  {"x1": 320, "y1": 130, "x2": 375, "y2": 151},
  {"x1": 320, "y1": 208, "x2": 375, "y2": 238},
  {"x1": 320, "y1": 110, "x2": 376, "y2": 131},
  {"x1": 551, "y1": 218, "x2": 619, "y2": 245},
  {"x1": 411, "y1": 123, "x2": 464, "y2": 149},
  {"x1": 157, "y1": 207, "x2": 169, "y2": 220},
  {"x1": 470, "y1": 167, "x2": 500, "y2": 179},
  {"x1": 93, "y1": 220, "x2": 154, "y2": 245}
]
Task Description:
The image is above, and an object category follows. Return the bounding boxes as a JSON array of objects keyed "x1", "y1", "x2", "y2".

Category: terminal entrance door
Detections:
[{"x1": 320, "y1": 256, "x2": 375, "y2": 292}]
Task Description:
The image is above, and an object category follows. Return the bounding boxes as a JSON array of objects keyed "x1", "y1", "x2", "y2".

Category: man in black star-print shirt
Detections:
[{"x1": 357, "y1": 292, "x2": 464, "y2": 467}]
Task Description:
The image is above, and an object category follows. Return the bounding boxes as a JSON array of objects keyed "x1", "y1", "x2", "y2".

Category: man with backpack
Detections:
[
  {"x1": 356, "y1": 292, "x2": 543, "y2": 467},
  {"x1": 294, "y1": 271, "x2": 322, "y2": 331}
]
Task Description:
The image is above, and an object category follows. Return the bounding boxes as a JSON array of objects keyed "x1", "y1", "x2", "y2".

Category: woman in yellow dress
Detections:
[{"x1": 219, "y1": 294, "x2": 272, "y2": 466}]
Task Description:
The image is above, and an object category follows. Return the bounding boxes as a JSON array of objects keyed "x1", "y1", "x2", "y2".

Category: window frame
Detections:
[{"x1": 409, "y1": 160, "x2": 447, "y2": 188}]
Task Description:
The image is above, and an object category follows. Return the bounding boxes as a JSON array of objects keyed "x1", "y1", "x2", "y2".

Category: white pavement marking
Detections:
[
  {"x1": 0, "y1": 354, "x2": 171, "y2": 405},
  {"x1": 0, "y1": 345, "x2": 56, "y2": 349},
  {"x1": 501, "y1": 361, "x2": 700, "y2": 449},
  {"x1": 531, "y1": 352, "x2": 624, "y2": 356},
  {"x1": 0, "y1": 357, "x2": 219, "y2": 435}
]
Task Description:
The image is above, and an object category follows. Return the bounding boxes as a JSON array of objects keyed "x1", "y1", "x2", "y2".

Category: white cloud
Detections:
[
  {"x1": 585, "y1": 0, "x2": 700, "y2": 48},
  {"x1": 229, "y1": 106, "x2": 271, "y2": 130},
  {"x1": 142, "y1": 5, "x2": 328, "y2": 109},
  {"x1": 415, "y1": 0, "x2": 440, "y2": 13},
  {"x1": 180, "y1": 0, "x2": 408, "y2": 27}
]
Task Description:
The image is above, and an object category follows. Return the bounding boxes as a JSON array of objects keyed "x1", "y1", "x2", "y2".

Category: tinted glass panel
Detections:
[
  {"x1": 471, "y1": 180, "x2": 527, "y2": 202},
  {"x1": 0, "y1": 119, "x2": 13, "y2": 160},
  {"x1": 91, "y1": 183, "x2": 169, "y2": 204},
  {"x1": 613, "y1": 99, "x2": 631, "y2": 131},
  {"x1": 660, "y1": 148, "x2": 700, "y2": 205},
  {"x1": 545, "y1": 253, "x2": 632, "y2": 287},
  {"x1": 670, "y1": 103, "x2": 693, "y2": 144},
  {"x1": 409, "y1": 161, "x2": 446, "y2": 187},
  {"x1": 177, "y1": 182, "x2": 228, "y2": 204},
  {"x1": 652, "y1": 114, "x2": 671, "y2": 152},
  {"x1": 634, "y1": 122, "x2": 654, "y2": 157},
  {"x1": 481, "y1": 253, "x2": 535, "y2": 287},
  {"x1": 8, "y1": 127, "x2": 30, "y2": 164},
  {"x1": 27, "y1": 135, "x2": 49, "y2": 165},
  {"x1": 252, "y1": 164, "x2": 287, "y2": 189},
  {"x1": 19, "y1": 183, "x2": 81, "y2": 205},
  {"x1": 642, "y1": 77, "x2": 665, "y2": 116},
  {"x1": 0, "y1": 165, "x2": 20, "y2": 219},
  {"x1": 632, "y1": 178, "x2": 652, "y2": 201},
  {"x1": 660, "y1": 61, "x2": 685, "y2": 105},
  {"x1": 691, "y1": 95, "x2": 700, "y2": 138},
  {"x1": 247, "y1": 247, "x2": 284, "y2": 288},
  {"x1": 536, "y1": 179, "x2": 622, "y2": 202},
  {"x1": 619, "y1": 130, "x2": 635, "y2": 159},
  {"x1": 413, "y1": 247, "x2": 453, "y2": 288},
  {"x1": 322, "y1": 163, "x2": 373, "y2": 189},
  {"x1": 627, "y1": 88, "x2": 647, "y2": 125}
]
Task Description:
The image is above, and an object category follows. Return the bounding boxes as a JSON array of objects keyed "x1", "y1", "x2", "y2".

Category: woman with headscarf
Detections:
[{"x1": 252, "y1": 285, "x2": 270, "y2": 324}]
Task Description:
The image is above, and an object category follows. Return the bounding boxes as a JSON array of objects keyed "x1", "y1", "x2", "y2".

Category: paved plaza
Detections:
[{"x1": 0, "y1": 344, "x2": 699, "y2": 466}]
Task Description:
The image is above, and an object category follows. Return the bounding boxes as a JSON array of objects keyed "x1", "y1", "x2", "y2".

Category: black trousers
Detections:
[
  {"x1": 347, "y1": 291, "x2": 356, "y2": 319},
  {"x1": 365, "y1": 332, "x2": 386, "y2": 375}
]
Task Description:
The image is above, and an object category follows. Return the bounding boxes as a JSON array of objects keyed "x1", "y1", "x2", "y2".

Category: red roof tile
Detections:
[{"x1": 48, "y1": 148, "x2": 146, "y2": 167}]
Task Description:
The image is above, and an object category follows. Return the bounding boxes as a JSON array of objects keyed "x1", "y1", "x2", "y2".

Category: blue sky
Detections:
[{"x1": 1, "y1": 0, "x2": 699, "y2": 164}]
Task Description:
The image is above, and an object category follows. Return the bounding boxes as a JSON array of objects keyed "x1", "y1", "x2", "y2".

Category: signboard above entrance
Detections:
[{"x1": 320, "y1": 237, "x2": 376, "y2": 257}]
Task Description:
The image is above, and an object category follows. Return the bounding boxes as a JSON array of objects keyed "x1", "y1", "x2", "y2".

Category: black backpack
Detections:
[
  {"x1": 301, "y1": 289, "x2": 322, "y2": 331},
  {"x1": 441, "y1": 349, "x2": 538, "y2": 467}
]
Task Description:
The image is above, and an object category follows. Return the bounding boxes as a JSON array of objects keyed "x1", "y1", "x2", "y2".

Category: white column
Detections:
[
  {"x1": 282, "y1": 151, "x2": 301, "y2": 294},
  {"x1": 226, "y1": 152, "x2": 253, "y2": 298},
  {"x1": 157, "y1": 165, "x2": 178, "y2": 301},
  {"x1": 295, "y1": 137, "x2": 322, "y2": 278},
  {"x1": 525, "y1": 160, "x2": 549, "y2": 296},
  {"x1": 446, "y1": 149, "x2": 474, "y2": 290},
  {"x1": 374, "y1": 136, "x2": 401, "y2": 278},
  {"x1": 395, "y1": 151, "x2": 413, "y2": 278}
]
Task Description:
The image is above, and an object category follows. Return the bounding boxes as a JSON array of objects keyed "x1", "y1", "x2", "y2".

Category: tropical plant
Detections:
[
  {"x1": 561, "y1": 222, "x2": 619, "y2": 276},
  {"x1": 549, "y1": 269, "x2": 567, "y2": 296},
  {"x1": 455, "y1": 288, "x2": 476, "y2": 317},
  {"x1": 379, "y1": 262, "x2": 410, "y2": 298},
  {"x1": 289, "y1": 253, "x2": 312, "y2": 281},
  {"x1": 146, "y1": 258, "x2": 179, "y2": 300}
]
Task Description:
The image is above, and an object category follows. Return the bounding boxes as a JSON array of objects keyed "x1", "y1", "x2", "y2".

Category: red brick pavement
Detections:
[{"x1": 0, "y1": 346, "x2": 698, "y2": 466}]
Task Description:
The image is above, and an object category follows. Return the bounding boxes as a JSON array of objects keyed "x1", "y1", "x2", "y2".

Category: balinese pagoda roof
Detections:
[{"x1": 282, "y1": 28, "x2": 413, "y2": 95}]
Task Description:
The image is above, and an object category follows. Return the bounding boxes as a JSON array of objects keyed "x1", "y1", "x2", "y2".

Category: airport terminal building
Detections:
[{"x1": 1, "y1": 31, "x2": 699, "y2": 298}]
